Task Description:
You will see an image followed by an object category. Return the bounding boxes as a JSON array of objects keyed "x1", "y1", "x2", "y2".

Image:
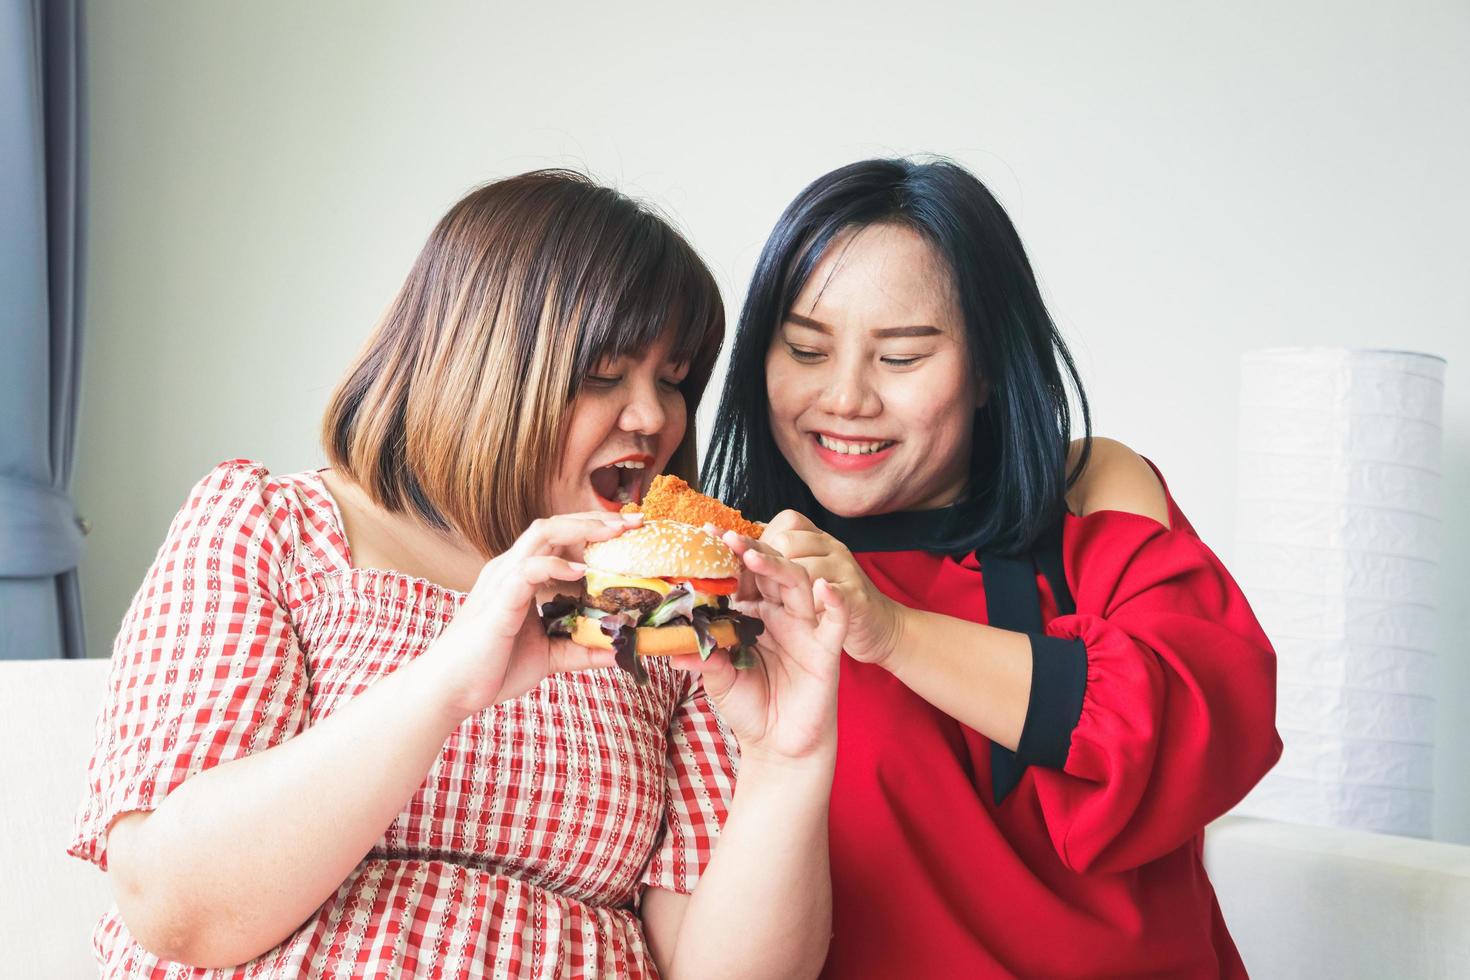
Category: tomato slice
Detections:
[{"x1": 666, "y1": 576, "x2": 738, "y2": 595}]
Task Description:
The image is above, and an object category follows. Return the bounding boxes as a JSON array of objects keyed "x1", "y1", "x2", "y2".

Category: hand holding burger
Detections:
[
  {"x1": 687, "y1": 529, "x2": 850, "y2": 766},
  {"x1": 424, "y1": 512, "x2": 635, "y2": 720}
]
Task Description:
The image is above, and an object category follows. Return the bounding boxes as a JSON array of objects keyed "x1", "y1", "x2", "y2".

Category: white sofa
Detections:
[
  {"x1": 5, "y1": 659, "x2": 1469, "y2": 978},
  {"x1": 3, "y1": 659, "x2": 114, "y2": 978}
]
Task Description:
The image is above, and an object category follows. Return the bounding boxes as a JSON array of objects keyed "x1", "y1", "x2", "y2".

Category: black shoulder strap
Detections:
[
  {"x1": 981, "y1": 515, "x2": 1072, "y2": 804},
  {"x1": 1034, "y1": 517, "x2": 1075, "y2": 617},
  {"x1": 979, "y1": 554, "x2": 1043, "y2": 634}
]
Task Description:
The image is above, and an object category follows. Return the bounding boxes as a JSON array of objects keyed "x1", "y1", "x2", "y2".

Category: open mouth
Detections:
[{"x1": 590, "y1": 456, "x2": 651, "y2": 509}]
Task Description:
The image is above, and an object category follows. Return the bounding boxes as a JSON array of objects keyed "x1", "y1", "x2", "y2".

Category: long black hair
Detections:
[{"x1": 701, "y1": 157, "x2": 1090, "y2": 556}]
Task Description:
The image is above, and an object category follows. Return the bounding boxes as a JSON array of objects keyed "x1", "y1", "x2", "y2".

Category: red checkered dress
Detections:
[{"x1": 70, "y1": 460, "x2": 740, "y2": 979}]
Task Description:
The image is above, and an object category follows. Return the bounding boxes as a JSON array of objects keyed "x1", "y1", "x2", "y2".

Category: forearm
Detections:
[
  {"x1": 108, "y1": 653, "x2": 465, "y2": 967},
  {"x1": 884, "y1": 609, "x2": 1032, "y2": 751},
  {"x1": 665, "y1": 753, "x2": 835, "y2": 980}
]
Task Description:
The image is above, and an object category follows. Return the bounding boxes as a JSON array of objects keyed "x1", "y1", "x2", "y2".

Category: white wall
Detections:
[{"x1": 77, "y1": 2, "x2": 1470, "y2": 839}]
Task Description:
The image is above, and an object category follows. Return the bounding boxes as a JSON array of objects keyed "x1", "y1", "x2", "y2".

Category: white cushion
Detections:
[
  {"x1": 1206, "y1": 814, "x2": 1470, "y2": 978},
  {"x1": 1, "y1": 659, "x2": 114, "y2": 976}
]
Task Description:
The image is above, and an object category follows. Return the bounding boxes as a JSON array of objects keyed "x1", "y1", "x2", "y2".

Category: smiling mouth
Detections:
[
  {"x1": 590, "y1": 458, "x2": 650, "y2": 508},
  {"x1": 813, "y1": 433, "x2": 897, "y2": 456}
]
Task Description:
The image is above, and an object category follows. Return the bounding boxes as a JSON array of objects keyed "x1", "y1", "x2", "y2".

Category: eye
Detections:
[
  {"x1": 585, "y1": 374, "x2": 622, "y2": 389},
  {"x1": 660, "y1": 360, "x2": 692, "y2": 391},
  {"x1": 786, "y1": 343, "x2": 826, "y2": 363},
  {"x1": 880, "y1": 355, "x2": 925, "y2": 368}
]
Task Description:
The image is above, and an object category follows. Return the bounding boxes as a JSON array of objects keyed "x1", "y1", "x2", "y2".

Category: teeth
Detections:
[
  {"x1": 815, "y1": 434, "x2": 893, "y2": 456},
  {"x1": 613, "y1": 460, "x2": 646, "y2": 469}
]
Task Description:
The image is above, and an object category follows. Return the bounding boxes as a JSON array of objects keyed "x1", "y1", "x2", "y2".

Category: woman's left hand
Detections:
[
  {"x1": 671, "y1": 532, "x2": 848, "y2": 765},
  {"x1": 760, "y1": 510, "x2": 904, "y2": 668}
]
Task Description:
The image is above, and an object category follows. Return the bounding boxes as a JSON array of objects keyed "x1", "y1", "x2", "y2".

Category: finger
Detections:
[
  {"x1": 680, "y1": 649, "x2": 739, "y2": 699},
  {"x1": 724, "y1": 531, "x2": 784, "y2": 603},
  {"x1": 668, "y1": 652, "x2": 705, "y2": 673},
  {"x1": 740, "y1": 527, "x2": 835, "y2": 565},
  {"x1": 734, "y1": 547, "x2": 786, "y2": 605},
  {"x1": 813, "y1": 578, "x2": 851, "y2": 652},
  {"x1": 765, "y1": 509, "x2": 820, "y2": 534},
  {"x1": 755, "y1": 529, "x2": 789, "y2": 556},
  {"x1": 547, "y1": 638, "x2": 620, "y2": 674},
  {"x1": 723, "y1": 534, "x2": 773, "y2": 605},
  {"x1": 530, "y1": 555, "x2": 588, "y2": 583},
  {"x1": 733, "y1": 565, "x2": 762, "y2": 605},
  {"x1": 470, "y1": 552, "x2": 584, "y2": 605},
  {"x1": 723, "y1": 529, "x2": 789, "y2": 561},
  {"x1": 561, "y1": 509, "x2": 643, "y2": 523},
  {"x1": 507, "y1": 557, "x2": 588, "y2": 606},
  {"x1": 740, "y1": 547, "x2": 817, "y2": 622},
  {"x1": 789, "y1": 553, "x2": 840, "y2": 586},
  {"x1": 514, "y1": 512, "x2": 640, "y2": 557},
  {"x1": 760, "y1": 529, "x2": 834, "y2": 561},
  {"x1": 479, "y1": 556, "x2": 584, "y2": 628}
]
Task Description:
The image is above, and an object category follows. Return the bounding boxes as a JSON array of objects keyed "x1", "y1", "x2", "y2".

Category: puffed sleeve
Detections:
[
  {"x1": 1012, "y1": 481, "x2": 1282, "y2": 875},
  {"x1": 639, "y1": 673, "x2": 740, "y2": 896},
  {"x1": 68, "y1": 460, "x2": 309, "y2": 870}
]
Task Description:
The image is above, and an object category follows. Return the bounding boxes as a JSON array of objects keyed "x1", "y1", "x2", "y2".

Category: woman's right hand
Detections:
[
  {"x1": 761, "y1": 509, "x2": 903, "y2": 667},
  {"x1": 424, "y1": 511, "x2": 639, "y2": 720},
  {"x1": 673, "y1": 531, "x2": 848, "y2": 767}
]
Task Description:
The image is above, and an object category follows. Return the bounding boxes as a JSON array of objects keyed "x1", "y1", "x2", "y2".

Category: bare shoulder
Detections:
[{"x1": 1065, "y1": 437, "x2": 1171, "y2": 529}]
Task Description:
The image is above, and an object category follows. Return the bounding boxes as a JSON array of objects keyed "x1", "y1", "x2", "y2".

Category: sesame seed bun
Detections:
[{"x1": 584, "y1": 520, "x2": 737, "y2": 580}]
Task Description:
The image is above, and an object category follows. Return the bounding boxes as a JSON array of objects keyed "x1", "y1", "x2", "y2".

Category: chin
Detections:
[{"x1": 806, "y1": 485, "x2": 885, "y2": 519}]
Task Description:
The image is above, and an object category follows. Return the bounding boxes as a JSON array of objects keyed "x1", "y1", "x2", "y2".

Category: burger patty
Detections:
[{"x1": 586, "y1": 586, "x2": 666, "y2": 617}]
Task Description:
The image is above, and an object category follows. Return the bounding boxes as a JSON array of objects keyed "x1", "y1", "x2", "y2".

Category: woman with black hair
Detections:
[{"x1": 704, "y1": 158, "x2": 1282, "y2": 978}]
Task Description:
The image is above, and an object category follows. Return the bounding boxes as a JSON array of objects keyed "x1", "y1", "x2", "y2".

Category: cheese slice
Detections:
[
  {"x1": 584, "y1": 570, "x2": 719, "y2": 606},
  {"x1": 585, "y1": 570, "x2": 675, "y2": 596}
]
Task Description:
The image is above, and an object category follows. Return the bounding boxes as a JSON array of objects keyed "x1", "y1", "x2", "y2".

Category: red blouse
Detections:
[{"x1": 821, "y1": 467, "x2": 1282, "y2": 978}]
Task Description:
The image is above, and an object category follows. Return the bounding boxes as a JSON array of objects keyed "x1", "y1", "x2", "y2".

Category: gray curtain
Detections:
[{"x1": 0, "y1": 0, "x2": 86, "y2": 659}]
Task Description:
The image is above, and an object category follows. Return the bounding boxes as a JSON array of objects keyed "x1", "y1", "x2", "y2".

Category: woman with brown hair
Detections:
[{"x1": 69, "y1": 171, "x2": 847, "y2": 979}]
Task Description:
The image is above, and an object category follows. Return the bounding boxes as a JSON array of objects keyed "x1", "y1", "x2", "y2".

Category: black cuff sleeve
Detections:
[
  {"x1": 1016, "y1": 634, "x2": 1088, "y2": 768},
  {"x1": 990, "y1": 635, "x2": 1088, "y2": 804}
]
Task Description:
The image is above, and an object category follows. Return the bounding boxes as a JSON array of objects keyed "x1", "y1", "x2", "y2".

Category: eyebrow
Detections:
[{"x1": 785, "y1": 312, "x2": 942, "y2": 339}]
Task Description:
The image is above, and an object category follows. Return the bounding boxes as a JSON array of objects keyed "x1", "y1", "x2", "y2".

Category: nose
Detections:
[
  {"x1": 817, "y1": 358, "x2": 881, "y2": 419},
  {"x1": 619, "y1": 378, "x2": 668, "y2": 436}
]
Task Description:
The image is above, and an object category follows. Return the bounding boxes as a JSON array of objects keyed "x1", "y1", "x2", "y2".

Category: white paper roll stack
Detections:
[{"x1": 1232, "y1": 348, "x2": 1445, "y2": 837}]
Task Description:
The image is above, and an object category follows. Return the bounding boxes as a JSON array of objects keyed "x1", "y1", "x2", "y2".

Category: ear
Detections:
[{"x1": 974, "y1": 376, "x2": 990, "y2": 409}]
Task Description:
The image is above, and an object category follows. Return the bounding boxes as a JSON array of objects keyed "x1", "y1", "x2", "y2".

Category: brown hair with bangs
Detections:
[{"x1": 322, "y1": 170, "x2": 725, "y2": 556}]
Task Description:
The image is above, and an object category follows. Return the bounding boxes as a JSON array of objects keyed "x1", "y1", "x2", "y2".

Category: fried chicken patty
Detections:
[{"x1": 624, "y1": 474, "x2": 764, "y2": 539}]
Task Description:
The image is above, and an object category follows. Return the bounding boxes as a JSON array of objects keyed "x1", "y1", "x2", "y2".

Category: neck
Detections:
[{"x1": 322, "y1": 470, "x2": 485, "y2": 592}]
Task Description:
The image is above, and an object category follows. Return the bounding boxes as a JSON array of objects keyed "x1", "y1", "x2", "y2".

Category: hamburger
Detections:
[{"x1": 540, "y1": 519, "x2": 764, "y2": 684}]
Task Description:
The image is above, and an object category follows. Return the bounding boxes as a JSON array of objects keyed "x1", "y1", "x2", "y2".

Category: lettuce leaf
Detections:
[
  {"x1": 538, "y1": 594, "x2": 581, "y2": 637},
  {"x1": 732, "y1": 612, "x2": 765, "y2": 649},
  {"x1": 690, "y1": 607, "x2": 718, "y2": 661},
  {"x1": 730, "y1": 612, "x2": 764, "y2": 669},
  {"x1": 690, "y1": 608, "x2": 764, "y2": 669},
  {"x1": 599, "y1": 612, "x2": 648, "y2": 685},
  {"x1": 644, "y1": 585, "x2": 695, "y2": 627}
]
